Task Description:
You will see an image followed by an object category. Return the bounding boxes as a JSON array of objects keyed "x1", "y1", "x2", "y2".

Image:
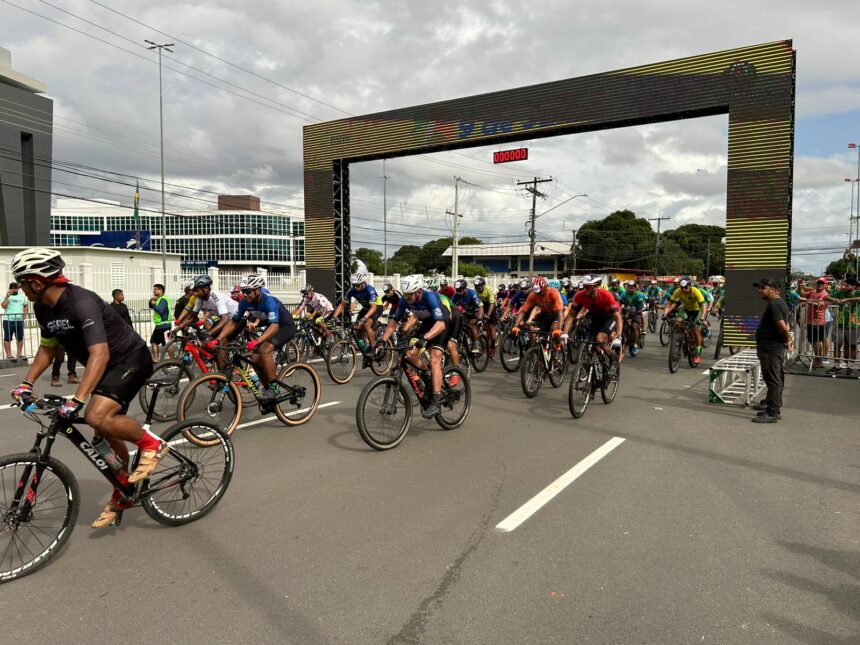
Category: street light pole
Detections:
[
  {"x1": 146, "y1": 40, "x2": 174, "y2": 276},
  {"x1": 381, "y1": 159, "x2": 389, "y2": 276}
]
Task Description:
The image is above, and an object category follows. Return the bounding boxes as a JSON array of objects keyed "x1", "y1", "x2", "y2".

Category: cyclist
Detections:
[
  {"x1": 696, "y1": 281, "x2": 715, "y2": 340},
  {"x1": 607, "y1": 278, "x2": 626, "y2": 304},
  {"x1": 8, "y1": 248, "x2": 166, "y2": 529},
  {"x1": 427, "y1": 278, "x2": 462, "y2": 374},
  {"x1": 662, "y1": 276, "x2": 707, "y2": 366},
  {"x1": 379, "y1": 275, "x2": 450, "y2": 418},
  {"x1": 210, "y1": 273, "x2": 296, "y2": 407},
  {"x1": 620, "y1": 280, "x2": 647, "y2": 356},
  {"x1": 331, "y1": 270, "x2": 381, "y2": 348},
  {"x1": 474, "y1": 277, "x2": 498, "y2": 358},
  {"x1": 294, "y1": 284, "x2": 334, "y2": 340},
  {"x1": 175, "y1": 275, "x2": 239, "y2": 338},
  {"x1": 496, "y1": 283, "x2": 509, "y2": 304},
  {"x1": 439, "y1": 279, "x2": 456, "y2": 300},
  {"x1": 451, "y1": 279, "x2": 484, "y2": 355},
  {"x1": 549, "y1": 279, "x2": 568, "y2": 306},
  {"x1": 381, "y1": 282, "x2": 402, "y2": 314},
  {"x1": 645, "y1": 280, "x2": 662, "y2": 304},
  {"x1": 506, "y1": 278, "x2": 530, "y2": 316},
  {"x1": 661, "y1": 278, "x2": 681, "y2": 305},
  {"x1": 568, "y1": 274, "x2": 624, "y2": 373},
  {"x1": 511, "y1": 276, "x2": 564, "y2": 348}
]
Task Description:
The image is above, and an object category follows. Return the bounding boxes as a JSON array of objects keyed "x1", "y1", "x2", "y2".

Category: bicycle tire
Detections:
[
  {"x1": 356, "y1": 377, "x2": 413, "y2": 450},
  {"x1": 274, "y1": 363, "x2": 321, "y2": 426},
  {"x1": 435, "y1": 365, "x2": 471, "y2": 430},
  {"x1": 499, "y1": 333, "x2": 521, "y2": 373},
  {"x1": 326, "y1": 339, "x2": 357, "y2": 384},
  {"x1": 369, "y1": 339, "x2": 396, "y2": 376},
  {"x1": 177, "y1": 372, "x2": 242, "y2": 441},
  {"x1": 470, "y1": 336, "x2": 490, "y2": 374},
  {"x1": 568, "y1": 359, "x2": 592, "y2": 418},
  {"x1": 520, "y1": 346, "x2": 544, "y2": 398},
  {"x1": 601, "y1": 362, "x2": 621, "y2": 404},
  {"x1": 141, "y1": 421, "x2": 234, "y2": 527},
  {"x1": 659, "y1": 320, "x2": 670, "y2": 346},
  {"x1": 668, "y1": 330, "x2": 682, "y2": 373},
  {"x1": 548, "y1": 346, "x2": 567, "y2": 388},
  {"x1": 648, "y1": 310, "x2": 657, "y2": 333},
  {"x1": 714, "y1": 324, "x2": 724, "y2": 360},
  {"x1": 702, "y1": 326, "x2": 712, "y2": 349},
  {"x1": 0, "y1": 453, "x2": 79, "y2": 584},
  {"x1": 138, "y1": 360, "x2": 193, "y2": 422}
]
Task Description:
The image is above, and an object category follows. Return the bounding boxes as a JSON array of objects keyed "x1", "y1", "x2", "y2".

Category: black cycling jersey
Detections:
[
  {"x1": 382, "y1": 291, "x2": 402, "y2": 310},
  {"x1": 36, "y1": 284, "x2": 147, "y2": 367}
]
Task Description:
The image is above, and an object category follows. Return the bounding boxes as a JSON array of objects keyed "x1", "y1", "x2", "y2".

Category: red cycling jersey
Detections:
[
  {"x1": 572, "y1": 288, "x2": 621, "y2": 317},
  {"x1": 521, "y1": 287, "x2": 564, "y2": 314}
]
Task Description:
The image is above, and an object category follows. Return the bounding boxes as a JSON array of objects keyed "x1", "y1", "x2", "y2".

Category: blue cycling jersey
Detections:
[
  {"x1": 561, "y1": 293, "x2": 569, "y2": 306},
  {"x1": 344, "y1": 284, "x2": 381, "y2": 308},
  {"x1": 510, "y1": 291, "x2": 527, "y2": 309},
  {"x1": 451, "y1": 288, "x2": 482, "y2": 314},
  {"x1": 392, "y1": 290, "x2": 450, "y2": 323},
  {"x1": 233, "y1": 292, "x2": 292, "y2": 329}
]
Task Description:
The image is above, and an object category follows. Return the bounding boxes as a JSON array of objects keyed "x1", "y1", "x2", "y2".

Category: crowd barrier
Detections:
[{"x1": 786, "y1": 300, "x2": 860, "y2": 378}]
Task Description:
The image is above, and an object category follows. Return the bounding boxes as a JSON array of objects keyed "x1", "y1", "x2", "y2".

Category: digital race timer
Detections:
[{"x1": 493, "y1": 148, "x2": 529, "y2": 164}]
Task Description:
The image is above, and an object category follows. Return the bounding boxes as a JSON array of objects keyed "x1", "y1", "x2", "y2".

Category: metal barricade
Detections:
[
  {"x1": 786, "y1": 299, "x2": 860, "y2": 378},
  {"x1": 709, "y1": 348, "x2": 765, "y2": 406}
]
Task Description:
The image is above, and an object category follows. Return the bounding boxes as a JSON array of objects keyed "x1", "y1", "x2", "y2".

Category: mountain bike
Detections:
[
  {"x1": 326, "y1": 322, "x2": 395, "y2": 384},
  {"x1": 1, "y1": 381, "x2": 234, "y2": 584},
  {"x1": 647, "y1": 300, "x2": 659, "y2": 333},
  {"x1": 458, "y1": 319, "x2": 490, "y2": 373},
  {"x1": 568, "y1": 340, "x2": 621, "y2": 418},
  {"x1": 520, "y1": 331, "x2": 567, "y2": 398},
  {"x1": 294, "y1": 317, "x2": 342, "y2": 362},
  {"x1": 177, "y1": 340, "x2": 321, "y2": 441},
  {"x1": 668, "y1": 316, "x2": 699, "y2": 373},
  {"x1": 355, "y1": 342, "x2": 471, "y2": 450},
  {"x1": 499, "y1": 322, "x2": 534, "y2": 373},
  {"x1": 621, "y1": 310, "x2": 646, "y2": 355},
  {"x1": 659, "y1": 317, "x2": 671, "y2": 346}
]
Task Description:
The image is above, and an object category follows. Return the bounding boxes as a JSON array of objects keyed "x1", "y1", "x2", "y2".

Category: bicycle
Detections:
[
  {"x1": 355, "y1": 342, "x2": 471, "y2": 450},
  {"x1": 499, "y1": 321, "x2": 536, "y2": 373},
  {"x1": 621, "y1": 310, "x2": 646, "y2": 355},
  {"x1": 647, "y1": 300, "x2": 659, "y2": 334},
  {"x1": 713, "y1": 318, "x2": 739, "y2": 360},
  {"x1": 325, "y1": 322, "x2": 395, "y2": 384},
  {"x1": 520, "y1": 331, "x2": 567, "y2": 398},
  {"x1": 458, "y1": 318, "x2": 490, "y2": 373},
  {"x1": 293, "y1": 317, "x2": 341, "y2": 362},
  {"x1": 667, "y1": 315, "x2": 700, "y2": 373},
  {"x1": 1, "y1": 382, "x2": 234, "y2": 584},
  {"x1": 568, "y1": 340, "x2": 621, "y2": 418},
  {"x1": 177, "y1": 340, "x2": 321, "y2": 440}
]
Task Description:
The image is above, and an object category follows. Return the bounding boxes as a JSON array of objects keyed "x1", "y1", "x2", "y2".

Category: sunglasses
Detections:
[{"x1": 241, "y1": 288, "x2": 255, "y2": 295}]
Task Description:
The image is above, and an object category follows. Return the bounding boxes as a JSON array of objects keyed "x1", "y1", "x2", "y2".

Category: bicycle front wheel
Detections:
[
  {"x1": 356, "y1": 377, "x2": 413, "y2": 450},
  {"x1": 141, "y1": 421, "x2": 234, "y2": 527},
  {"x1": 648, "y1": 310, "x2": 657, "y2": 333},
  {"x1": 177, "y1": 373, "x2": 242, "y2": 440},
  {"x1": 0, "y1": 454, "x2": 79, "y2": 584},
  {"x1": 668, "y1": 331, "x2": 682, "y2": 373},
  {"x1": 568, "y1": 360, "x2": 592, "y2": 418},
  {"x1": 659, "y1": 320, "x2": 670, "y2": 346},
  {"x1": 274, "y1": 363, "x2": 321, "y2": 426},
  {"x1": 138, "y1": 360, "x2": 193, "y2": 422},
  {"x1": 499, "y1": 333, "x2": 521, "y2": 373},
  {"x1": 548, "y1": 346, "x2": 567, "y2": 388},
  {"x1": 601, "y1": 362, "x2": 621, "y2": 404},
  {"x1": 369, "y1": 339, "x2": 395, "y2": 376},
  {"x1": 469, "y1": 335, "x2": 490, "y2": 374},
  {"x1": 436, "y1": 365, "x2": 471, "y2": 430},
  {"x1": 326, "y1": 339, "x2": 357, "y2": 384},
  {"x1": 520, "y1": 346, "x2": 544, "y2": 398}
]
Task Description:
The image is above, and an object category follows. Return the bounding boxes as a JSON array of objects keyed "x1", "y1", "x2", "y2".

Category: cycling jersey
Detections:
[
  {"x1": 571, "y1": 289, "x2": 621, "y2": 317},
  {"x1": 296, "y1": 292, "x2": 333, "y2": 316},
  {"x1": 509, "y1": 290, "x2": 527, "y2": 311},
  {"x1": 439, "y1": 285, "x2": 456, "y2": 300},
  {"x1": 476, "y1": 286, "x2": 496, "y2": 309},
  {"x1": 521, "y1": 288, "x2": 564, "y2": 314},
  {"x1": 381, "y1": 290, "x2": 402, "y2": 311},
  {"x1": 36, "y1": 284, "x2": 147, "y2": 367},
  {"x1": 645, "y1": 286, "x2": 662, "y2": 301},
  {"x1": 608, "y1": 287, "x2": 626, "y2": 304},
  {"x1": 188, "y1": 290, "x2": 239, "y2": 318},
  {"x1": 452, "y1": 288, "x2": 483, "y2": 316},
  {"x1": 670, "y1": 287, "x2": 706, "y2": 312},
  {"x1": 234, "y1": 292, "x2": 295, "y2": 332},
  {"x1": 700, "y1": 289, "x2": 714, "y2": 305},
  {"x1": 496, "y1": 290, "x2": 508, "y2": 302},
  {"x1": 343, "y1": 284, "x2": 382, "y2": 308},
  {"x1": 661, "y1": 286, "x2": 676, "y2": 305},
  {"x1": 392, "y1": 290, "x2": 450, "y2": 323},
  {"x1": 620, "y1": 290, "x2": 647, "y2": 312}
]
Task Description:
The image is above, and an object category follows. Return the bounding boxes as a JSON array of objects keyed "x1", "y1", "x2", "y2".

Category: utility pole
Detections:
[
  {"x1": 571, "y1": 228, "x2": 578, "y2": 276},
  {"x1": 146, "y1": 40, "x2": 174, "y2": 276},
  {"x1": 706, "y1": 237, "x2": 711, "y2": 278},
  {"x1": 446, "y1": 177, "x2": 462, "y2": 278},
  {"x1": 649, "y1": 216, "x2": 671, "y2": 280},
  {"x1": 518, "y1": 177, "x2": 552, "y2": 276},
  {"x1": 381, "y1": 159, "x2": 389, "y2": 275}
]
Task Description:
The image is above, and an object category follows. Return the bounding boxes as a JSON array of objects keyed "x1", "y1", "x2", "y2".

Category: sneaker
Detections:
[
  {"x1": 828, "y1": 366, "x2": 841, "y2": 374},
  {"x1": 752, "y1": 402, "x2": 768, "y2": 411},
  {"x1": 630, "y1": 344, "x2": 639, "y2": 357},
  {"x1": 421, "y1": 394, "x2": 442, "y2": 419},
  {"x1": 50, "y1": 376, "x2": 61, "y2": 388},
  {"x1": 128, "y1": 441, "x2": 169, "y2": 484},
  {"x1": 752, "y1": 412, "x2": 780, "y2": 423},
  {"x1": 259, "y1": 387, "x2": 276, "y2": 403},
  {"x1": 67, "y1": 374, "x2": 80, "y2": 385},
  {"x1": 704, "y1": 327, "x2": 712, "y2": 338},
  {"x1": 837, "y1": 362, "x2": 848, "y2": 369},
  {"x1": 692, "y1": 355, "x2": 701, "y2": 366}
]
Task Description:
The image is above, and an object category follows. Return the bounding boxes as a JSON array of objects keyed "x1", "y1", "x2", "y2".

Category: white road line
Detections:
[
  {"x1": 702, "y1": 369, "x2": 710, "y2": 375},
  {"x1": 496, "y1": 436, "x2": 626, "y2": 533},
  {"x1": 234, "y1": 400, "x2": 341, "y2": 429},
  {"x1": 0, "y1": 373, "x2": 18, "y2": 378}
]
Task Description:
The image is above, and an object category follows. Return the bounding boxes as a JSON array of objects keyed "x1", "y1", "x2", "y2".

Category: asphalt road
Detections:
[{"x1": 0, "y1": 339, "x2": 857, "y2": 644}]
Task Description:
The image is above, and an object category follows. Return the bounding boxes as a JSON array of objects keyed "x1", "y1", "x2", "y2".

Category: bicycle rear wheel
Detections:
[
  {"x1": 668, "y1": 330, "x2": 682, "y2": 373},
  {"x1": 356, "y1": 377, "x2": 413, "y2": 450},
  {"x1": 435, "y1": 365, "x2": 471, "y2": 430},
  {"x1": 520, "y1": 346, "x2": 543, "y2": 398},
  {"x1": 648, "y1": 310, "x2": 657, "y2": 333},
  {"x1": 369, "y1": 339, "x2": 395, "y2": 376},
  {"x1": 568, "y1": 360, "x2": 592, "y2": 418},
  {"x1": 326, "y1": 339, "x2": 357, "y2": 384},
  {"x1": 274, "y1": 363, "x2": 321, "y2": 426},
  {"x1": 499, "y1": 333, "x2": 521, "y2": 372},
  {"x1": 138, "y1": 360, "x2": 192, "y2": 422},
  {"x1": 177, "y1": 373, "x2": 242, "y2": 441},
  {"x1": 0, "y1": 454, "x2": 79, "y2": 584},
  {"x1": 601, "y1": 362, "x2": 621, "y2": 403},
  {"x1": 140, "y1": 421, "x2": 234, "y2": 527},
  {"x1": 469, "y1": 336, "x2": 490, "y2": 373}
]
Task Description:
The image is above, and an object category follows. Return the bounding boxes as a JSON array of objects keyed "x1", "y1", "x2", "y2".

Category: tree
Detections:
[
  {"x1": 576, "y1": 210, "x2": 655, "y2": 270},
  {"x1": 658, "y1": 239, "x2": 704, "y2": 276},
  {"x1": 455, "y1": 261, "x2": 488, "y2": 278},
  {"x1": 825, "y1": 256, "x2": 856, "y2": 278},
  {"x1": 354, "y1": 247, "x2": 383, "y2": 274},
  {"x1": 664, "y1": 224, "x2": 726, "y2": 276}
]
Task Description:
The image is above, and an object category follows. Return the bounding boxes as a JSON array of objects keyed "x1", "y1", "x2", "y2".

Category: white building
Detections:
[{"x1": 443, "y1": 240, "x2": 573, "y2": 277}]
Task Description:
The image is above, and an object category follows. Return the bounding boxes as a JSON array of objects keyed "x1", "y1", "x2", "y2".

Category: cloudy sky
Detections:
[{"x1": 1, "y1": 0, "x2": 858, "y2": 272}]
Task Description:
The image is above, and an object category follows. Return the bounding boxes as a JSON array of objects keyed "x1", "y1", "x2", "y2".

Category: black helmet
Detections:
[
  {"x1": 192, "y1": 275, "x2": 213, "y2": 289},
  {"x1": 498, "y1": 283, "x2": 506, "y2": 291},
  {"x1": 454, "y1": 279, "x2": 467, "y2": 291},
  {"x1": 382, "y1": 282, "x2": 393, "y2": 293},
  {"x1": 474, "y1": 276, "x2": 486, "y2": 288}
]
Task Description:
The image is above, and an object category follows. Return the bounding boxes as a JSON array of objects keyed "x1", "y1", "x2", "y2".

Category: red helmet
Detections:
[{"x1": 532, "y1": 276, "x2": 548, "y2": 294}]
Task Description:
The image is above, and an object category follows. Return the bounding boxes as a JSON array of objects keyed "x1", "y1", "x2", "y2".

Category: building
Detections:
[
  {"x1": 442, "y1": 241, "x2": 573, "y2": 276},
  {"x1": 50, "y1": 194, "x2": 305, "y2": 276},
  {"x1": 0, "y1": 48, "x2": 52, "y2": 246}
]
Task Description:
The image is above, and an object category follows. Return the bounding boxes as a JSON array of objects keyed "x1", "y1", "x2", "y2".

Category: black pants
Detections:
[
  {"x1": 52, "y1": 346, "x2": 78, "y2": 378},
  {"x1": 757, "y1": 347, "x2": 785, "y2": 415}
]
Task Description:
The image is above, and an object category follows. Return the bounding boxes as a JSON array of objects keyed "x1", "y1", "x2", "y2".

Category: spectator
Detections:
[
  {"x1": 50, "y1": 342, "x2": 79, "y2": 387},
  {"x1": 109, "y1": 289, "x2": 133, "y2": 327},
  {"x1": 831, "y1": 275, "x2": 860, "y2": 375},
  {"x1": 798, "y1": 277, "x2": 838, "y2": 369},
  {"x1": 2, "y1": 281, "x2": 29, "y2": 361},
  {"x1": 148, "y1": 283, "x2": 172, "y2": 362},
  {"x1": 175, "y1": 283, "x2": 193, "y2": 320},
  {"x1": 751, "y1": 278, "x2": 792, "y2": 424}
]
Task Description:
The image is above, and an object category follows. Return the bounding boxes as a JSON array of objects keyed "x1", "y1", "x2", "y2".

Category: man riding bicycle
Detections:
[
  {"x1": 210, "y1": 273, "x2": 296, "y2": 406},
  {"x1": 379, "y1": 275, "x2": 450, "y2": 418},
  {"x1": 9, "y1": 248, "x2": 166, "y2": 529},
  {"x1": 473, "y1": 277, "x2": 498, "y2": 358},
  {"x1": 175, "y1": 274, "x2": 239, "y2": 338},
  {"x1": 567, "y1": 274, "x2": 624, "y2": 372},
  {"x1": 451, "y1": 279, "x2": 484, "y2": 355},
  {"x1": 511, "y1": 276, "x2": 565, "y2": 349},
  {"x1": 331, "y1": 270, "x2": 381, "y2": 348},
  {"x1": 662, "y1": 276, "x2": 707, "y2": 366},
  {"x1": 620, "y1": 280, "x2": 646, "y2": 356},
  {"x1": 294, "y1": 284, "x2": 334, "y2": 340}
]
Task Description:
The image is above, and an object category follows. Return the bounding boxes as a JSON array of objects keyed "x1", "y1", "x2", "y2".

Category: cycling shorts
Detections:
[
  {"x1": 484, "y1": 307, "x2": 499, "y2": 325},
  {"x1": 259, "y1": 325, "x2": 296, "y2": 350},
  {"x1": 92, "y1": 346, "x2": 154, "y2": 414},
  {"x1": 625, "y1": 311, "x2": 644, "y2": 326},
  {"x1": 448, "y1": 311, "x2": 464, "y2": 344},
  {"x1": 588, "y1": 314, "x2": 618, "y2": 338},
  {"x1": 357, "y1": 306, "x2": 382, "y2": 323},
  {"x1": 417, "y1": 318, "x2": 449, "y2": 350},
  {"x1": 533, "y1": 311, "x2": 558, "y2": 334}
]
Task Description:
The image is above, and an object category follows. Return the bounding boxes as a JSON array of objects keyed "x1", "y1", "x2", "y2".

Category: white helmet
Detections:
[
  {"x1": 11, "y1": 248, "x2": 65, "y2": 280},
  {"x1": 349, "y1": 271, "x2": 366, "y2": 286},
  {"x1": 240, "y1": 273, "x2": 265, "y2": 290},
  {"x1": 400, "y1": 274, "x2": 425, "y2": 294},
  {"x1": 583, "y1": 275, "x2": 601, "y2": 286}
]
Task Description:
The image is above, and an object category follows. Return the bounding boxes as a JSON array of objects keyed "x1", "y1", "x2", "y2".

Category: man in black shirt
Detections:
[
  {"x1": 9, "y1": 248, "x2": 167, "y2": 528},
  {"x1": 110, "y1": 288, "x2": 134, "y2": 327},
  {"x1": 174, "y1": 283, "x2": 193, "y2": 321},
  {"x1": 752, "y1": 277, "x2": 793, "y2": 423}
]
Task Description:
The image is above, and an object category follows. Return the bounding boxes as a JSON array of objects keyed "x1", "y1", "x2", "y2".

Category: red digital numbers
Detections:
[{"x1": 493, "y1": 148, "x2": 529, "y2": 164}]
